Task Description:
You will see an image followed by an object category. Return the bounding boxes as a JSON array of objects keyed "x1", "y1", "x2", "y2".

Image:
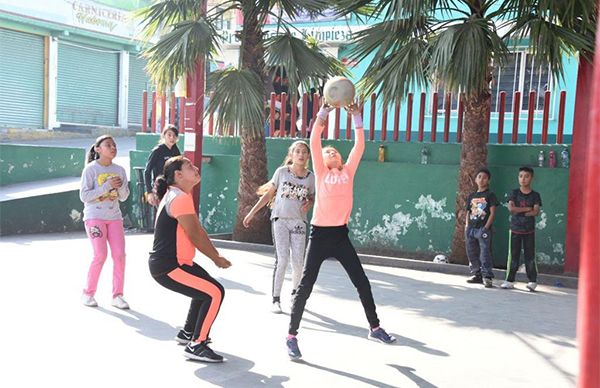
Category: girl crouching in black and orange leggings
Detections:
[{"x1": 149, "y1": 156, "x2": 232, "y2": 362}]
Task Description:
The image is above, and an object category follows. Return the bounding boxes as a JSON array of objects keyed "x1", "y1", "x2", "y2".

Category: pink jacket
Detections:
[{"x1": 310, "y1": 118, "x2": 365, "y2": 226}]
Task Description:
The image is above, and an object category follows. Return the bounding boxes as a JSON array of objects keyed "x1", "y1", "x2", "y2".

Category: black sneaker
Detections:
[
  {"x1": 466, "y1": 275, "x2": 483, "y2": 284},
  {"x1": 175, "y1": 329, "x2": 192, "y2": 345},
  {"x1": 184, "y1": 342, "x2": 223, "y2": 363},
  {"x1": 484, "y1": 277, "x2": 493, "y2": 288}
]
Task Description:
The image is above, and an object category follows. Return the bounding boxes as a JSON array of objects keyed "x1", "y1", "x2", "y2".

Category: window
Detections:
[
  {"x1": 432, "y1": 51, "x2": 553, "y2": 116},
  {"x1": 491, "y1": 51, "x2": 553, "y2": 113}
]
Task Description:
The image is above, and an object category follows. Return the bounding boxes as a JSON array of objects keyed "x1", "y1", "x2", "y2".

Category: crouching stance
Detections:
[{"x1": 149, "y1": 156, "x2": 231, "y2": 362}]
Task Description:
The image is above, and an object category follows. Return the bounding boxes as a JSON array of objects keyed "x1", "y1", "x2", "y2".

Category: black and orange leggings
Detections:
[{"x1": 153, "y1": 263, "x2": 224, "y2": 343}]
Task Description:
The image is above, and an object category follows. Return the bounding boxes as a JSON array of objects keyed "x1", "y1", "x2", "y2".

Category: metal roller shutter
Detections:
[
  {"x1": 0, "y1": 28, "x2": 45, "y2": 129},
  {"x1": 57, "y1": 41, "x2": 119, "y2": 126},
  {"x1": 128, "y1": 54, "x2": 152, "y2": 126}
]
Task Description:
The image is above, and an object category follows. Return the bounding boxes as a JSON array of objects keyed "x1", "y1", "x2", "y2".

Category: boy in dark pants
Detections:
[
  {"x1": 465, "y1": 168, "x2": 499, "y2": 288},
  {"x1": 501, "y1": 166, "x2": 542, "y2": 291}
]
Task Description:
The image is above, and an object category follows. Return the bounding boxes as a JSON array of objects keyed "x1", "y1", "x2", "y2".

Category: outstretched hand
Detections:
[
  {"x1": 321, "y1": 101, "x2": 335, "y2": 113},
  {"x1": 214, "y1": 255, "x2": 232, "y2": 269},
  {"x1": 345, "y1": 100, "x2": 362, "y2": 116}
]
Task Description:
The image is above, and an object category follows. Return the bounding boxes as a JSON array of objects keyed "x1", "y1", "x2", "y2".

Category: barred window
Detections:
[{"x1": 432, "y1": 51, "x2": 553, "y2": 116}]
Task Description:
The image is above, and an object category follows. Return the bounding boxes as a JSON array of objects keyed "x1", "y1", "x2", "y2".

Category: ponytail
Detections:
[
  {"x1": 155, "y1": 155, "x2": 186, "y2": 200},
  {"x1": 154, "y1": 176, "x2": 169, "y2": 201}
]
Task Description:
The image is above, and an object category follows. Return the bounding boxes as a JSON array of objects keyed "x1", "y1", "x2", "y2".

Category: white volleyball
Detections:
[
  {"x1": 323, "y1": 76, "x2": 355, "y2": 108},
  {"x1": 433, "y1": 254, "x2": 448, "y2": 264}
]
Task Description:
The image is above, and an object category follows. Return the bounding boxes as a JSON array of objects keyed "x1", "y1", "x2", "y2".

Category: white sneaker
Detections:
[
  {"x1": 500, "y1": 281, "x2": 514, "y2": 289},
  {"x1": 82, "y1": 294, "x2": 98, "y2": 307},
  {"x1": 112, "y1": 295, "x2": 130, "y2": 309},
  {"x1": 271, "y1": 301, "x2": 282, "y2": 314},
  {"x1": 526, "y1": 282, "x2": 538, "y2": 292}
]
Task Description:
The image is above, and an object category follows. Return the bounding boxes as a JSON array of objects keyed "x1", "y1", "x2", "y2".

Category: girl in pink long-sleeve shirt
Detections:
[{"x1": 285, "y1": 102, "x2": 396, "y2": 360}]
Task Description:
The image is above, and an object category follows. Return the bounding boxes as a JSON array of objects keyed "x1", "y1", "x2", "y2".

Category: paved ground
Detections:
[{"x1": 0, "y1": 231, "x2": 577, "y2": 388}]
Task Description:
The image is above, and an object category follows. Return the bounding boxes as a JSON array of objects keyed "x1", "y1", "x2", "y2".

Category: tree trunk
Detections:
[
  {"x1": 450, "y1": 89, "x2": 490, "y2": 263},
  {"x1": 231, "y1": 3, "x2": 272, "y2": 244},
  {"x1": 232, "y1": 132, "x2": 272, "y2": 243}
]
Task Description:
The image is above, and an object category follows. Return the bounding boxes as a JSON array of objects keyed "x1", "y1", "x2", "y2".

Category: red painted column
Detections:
[
  {"x1": 183, "y1": 62, "x2": 205, "y2": 212},
  {"x1": 577, "y1": 20, "x2": 600, "y2": 385},
  {"x1": 141, "y1": 91, "x2": 148, "y2": 132},
  {"x1": 565, "y1": 58, "x2": 593, "y2": 273}
]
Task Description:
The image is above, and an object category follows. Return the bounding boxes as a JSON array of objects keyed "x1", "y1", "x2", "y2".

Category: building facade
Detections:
[{"x1": 0, "y1": 0, "x2": 153, "y2": 130}]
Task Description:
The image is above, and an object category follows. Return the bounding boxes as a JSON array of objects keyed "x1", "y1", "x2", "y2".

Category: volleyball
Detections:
[
  {"x1": 433, "y1": 254, "x2": 449, "y2": 264},
  {"x1": 323, "y1": 76, "x2": 355, "y2": 108}
]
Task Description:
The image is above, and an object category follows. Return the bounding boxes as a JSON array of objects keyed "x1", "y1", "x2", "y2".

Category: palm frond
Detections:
[
  {"x1": 143, "y1": 18, "x2": 219, "y2": 92},
  {"x1": 358, "y1": 38, "x2": 431, "y2": 105},
  {"x1": 429, "y1": 17, "x2": 508, "y2": 95},
  {"x1": 135, "y1": 0, "x2": 202, "y2": 41},
  {"x1": 264, "y1": 33, "x2": 348, "y2": 98},
  {"x1": 206, "y1": 68, "x2": 265, "y2": 138},
  {"x1": 501, "y1": 0, "x2": 596, "y2": 80},
  {"x1": 273, "y1": 0, "x2": 330, "y2": 20}
]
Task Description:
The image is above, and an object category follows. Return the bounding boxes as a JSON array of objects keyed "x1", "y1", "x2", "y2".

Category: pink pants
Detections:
[{"x1": 83, "y1": 219, "x2": 126, "y2": 298}]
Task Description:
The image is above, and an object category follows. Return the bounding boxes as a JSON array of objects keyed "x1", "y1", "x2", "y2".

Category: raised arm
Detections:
[
  {"x1": 310, "y1": 104, "x2": 333, "y2": 175},
  {"x1": 345, "y1": 103, "x2": 365, "y2": 172}
]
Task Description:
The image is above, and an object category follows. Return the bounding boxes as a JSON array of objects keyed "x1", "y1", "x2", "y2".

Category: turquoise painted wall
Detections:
[{"x1": 131, "y1": 134, "x2": 570, "y2": 269}]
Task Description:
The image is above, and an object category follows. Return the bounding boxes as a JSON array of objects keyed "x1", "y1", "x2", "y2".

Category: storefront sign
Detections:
[
  {"x1": 0, "y1": 0, "x2": 138, "y2": 38},
  {"x1": 70, "y1": 1, "x2": 127, "y2": 32},
  {"x1": 221, "y1": 25, "x2": 365, "y2": 46}
]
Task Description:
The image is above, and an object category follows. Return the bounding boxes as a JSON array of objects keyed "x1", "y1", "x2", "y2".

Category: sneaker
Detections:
[
  {"x1": 526, "y1": 282, "x2": 538, "y2": 292},
  {"x1": 500, "y1": 281, "x2": 514, "y2": 289},
  {"x1": 368, "y1": 327, "x2": 396, "y2": 344},
  {"x1": 286, "y1": 336, "x2": 302, "y2": 360},
  {"x1": 271, "y1": 301, "x2": 282, "y2": 314},
  {"x1": 175, "y1": 329, "x2": 193, "y2": 345},
  {"x1": 184, "y1": 342, "x2": 223, "y2": 363},
  {"x1": 484, "y1": 277, "x2": 493, "y2": 288},
  {"x1": 81, "y1": 294, "x2": 98, "y2": 307},
  {"x1": 175, "y1": 330, "x2": 211, "y2": 345},
  {"x1": 466, "y1": 275, "x2": 483, "y2": 284},
  {"x1": 111, "y1": 295, "x2": 130, "y2": 309}
]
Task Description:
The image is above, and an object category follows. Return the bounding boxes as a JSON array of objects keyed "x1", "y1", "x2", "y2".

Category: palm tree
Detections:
[
  {"x1": 136, "y1": 0, "x2": 346, "y2": 243},
  {"x1": 336, "y1": 0, "x2": 596, "y2": 263}
]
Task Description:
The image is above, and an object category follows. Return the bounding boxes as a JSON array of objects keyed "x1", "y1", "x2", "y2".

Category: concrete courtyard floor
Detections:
[{"x1": 0, "y1": 231, "x2": 577, "y2": 388}]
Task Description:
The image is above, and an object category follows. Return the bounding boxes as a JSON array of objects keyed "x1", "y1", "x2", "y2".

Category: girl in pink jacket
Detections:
[{"x1": 285, "y1": 102, "x2": 396, "y2": 360}]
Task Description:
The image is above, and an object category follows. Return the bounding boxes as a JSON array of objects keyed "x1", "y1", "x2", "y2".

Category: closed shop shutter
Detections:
[
  {"x1": 128, "y1": 54, "x2": 152, "y2": 126},
  {"x1": 0, "y1": 28, "x2": 45, "y2": 129},
  {"x1": 57, "y1": 41, "x2": 118, "y2": 126}
]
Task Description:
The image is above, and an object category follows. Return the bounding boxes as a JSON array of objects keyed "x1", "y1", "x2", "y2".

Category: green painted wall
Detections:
[
  {"x1": 0, "y1": 190, "x2": 84, "y2": 235},
  {"x1": 0, "y1": 144, "x2": 85, "y2": 186},
  {"x1": 130, "y1": 134, "x2": 570, "y2": 269}
]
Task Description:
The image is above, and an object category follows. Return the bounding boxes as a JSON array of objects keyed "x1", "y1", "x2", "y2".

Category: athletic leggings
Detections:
[
  {"x1": 83, "y1": 219, "x2": 126, "y2": 298},
  {"x1": 152, "y1": 263, "x2": 224, "y2": 343},
  {"x1": 288, "y1": 225, "x2": 380, "y2": 336},
  {"x1": 271, "y1": 218, "x2": 307, "y2": 301}
]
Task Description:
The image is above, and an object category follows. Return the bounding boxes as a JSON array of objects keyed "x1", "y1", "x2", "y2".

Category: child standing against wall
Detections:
[
  {"x1": 501, "y1": 166, "x2": 542, "y2": 291},
  {"x1": 80, "y1": 135, "x2": 130, "y2": 309},
  {"x1": 144, "y1": 124, "x2": 181, "y2": 207},
  {"x1": 465, "y1": 168, "x2": 499, "y2": 288},
  {"x1": 243, "y1": 141, "x2": 315, "y2": 313},
  {"x1": 285, "y1": 102, "x2": 395, "y2": 361}
]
